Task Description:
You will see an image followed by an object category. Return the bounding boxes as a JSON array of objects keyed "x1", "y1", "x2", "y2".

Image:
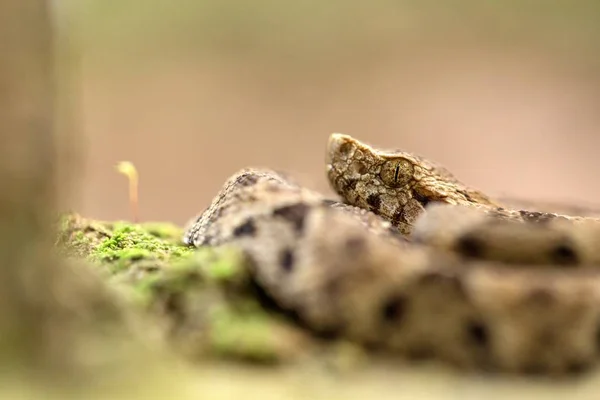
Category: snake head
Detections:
[{"x1": 326, "y1": 133, "x2": 499, "y2": 231}]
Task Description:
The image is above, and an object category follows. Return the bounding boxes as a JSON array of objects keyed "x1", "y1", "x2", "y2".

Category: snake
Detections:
[{"x1": 182, "y1": 133, "x2": 600, "y2": 375}]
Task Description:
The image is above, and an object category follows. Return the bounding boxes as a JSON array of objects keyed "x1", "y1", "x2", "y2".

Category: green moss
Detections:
[
  {"x1": 186, "y1": 247, "x2": 247, "y2": 283},
  {"x1": 131, "y1": 246, "x2": 247, "y2": 307},
  {"x1": 135, "y1": 254, "x2": 207, "y2": 298},
  {"x1": 95, "y1": 223, "x2": 190, "y2": 260},
  {"x1": 208, "y1": 303, "x2": 284, "y2": 363},
  {"x1": 80, "y1": 221, "x2": 193, "y2": 276},
  {"x1": 56, "y1": 213, "x2": 197, "y2": 285},
  {"x1": 102, "y1": 248, "x2": 154, "y2": 273},
  {"x1": 140, "y1": 221, "x2": 185, "y2": 242}
]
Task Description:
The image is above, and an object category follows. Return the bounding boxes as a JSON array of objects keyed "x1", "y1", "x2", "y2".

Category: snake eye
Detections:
[{"x1": 379, "y1": 159, "x2": 414, "y2": 187}]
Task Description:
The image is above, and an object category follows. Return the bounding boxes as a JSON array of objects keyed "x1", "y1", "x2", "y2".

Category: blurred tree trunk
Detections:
[
  {"x1": 0, "y1": 0, "x2": 59, "y2": 372},
  {"x1": 0, "y1": 4, "x2": 192, "y2": 398}
]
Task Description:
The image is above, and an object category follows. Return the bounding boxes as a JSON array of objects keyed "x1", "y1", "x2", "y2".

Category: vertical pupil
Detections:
[{"x1": 393, "y1": 164, "x2": 400, "y2": 182}]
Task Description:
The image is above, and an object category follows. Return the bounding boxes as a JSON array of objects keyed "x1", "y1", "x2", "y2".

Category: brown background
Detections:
[{"x1": 58, "y1": 1, "x2": 600, "y2": 225}]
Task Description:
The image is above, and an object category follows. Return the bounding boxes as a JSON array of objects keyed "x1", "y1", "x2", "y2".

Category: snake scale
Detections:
[{"x1": 183, "y1": 133, "x2": 600, "y2": 375}]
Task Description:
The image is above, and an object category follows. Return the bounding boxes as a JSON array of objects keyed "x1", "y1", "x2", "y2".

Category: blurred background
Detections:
[{"x1": 57, "y1": 1, "x2": 600, "y2": 225}]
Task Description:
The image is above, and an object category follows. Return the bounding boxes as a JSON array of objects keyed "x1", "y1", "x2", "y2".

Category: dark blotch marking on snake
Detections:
[
  {"x1": 366, "y1": 194, "x2": 382, "y2": 212},
  {"x1": 233, "y1": 219, "x2": 257, "y2": 237},
  {"x1": 380, "y1": 295, "x2": 406, "y2": 323},
  {"x1": 526, "y1": 288, "x2": 555, "y2": 307},
  {"x1": 466, "y1": 320, "x2": 489, "y2": 347},
  {"x1": 279, "y1": 248, "x2": 295, "y2": 272},
  {"x1": 345, "y1": 235, "x2": 366, "y2": 250},
  {"x1": 455, "y1": 234, "x2": 485, "y2": 258},
  {"x1": 273, "y1": 203, "x2": 310, "y2": 233},
  {"x1": 567, "y1": 360, "x2": 591, "y2": 375},
  {"x1": 550, "y1": 242, "x2": 579, "y2": 265},
  {"x1": 344, "y1": 235, "x2": 368, "y2": 257}
]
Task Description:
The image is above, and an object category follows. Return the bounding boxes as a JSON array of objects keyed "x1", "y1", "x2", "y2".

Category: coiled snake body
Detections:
[{"x1": 183, "y1": 133, "x2": 600, "y2": 375}]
